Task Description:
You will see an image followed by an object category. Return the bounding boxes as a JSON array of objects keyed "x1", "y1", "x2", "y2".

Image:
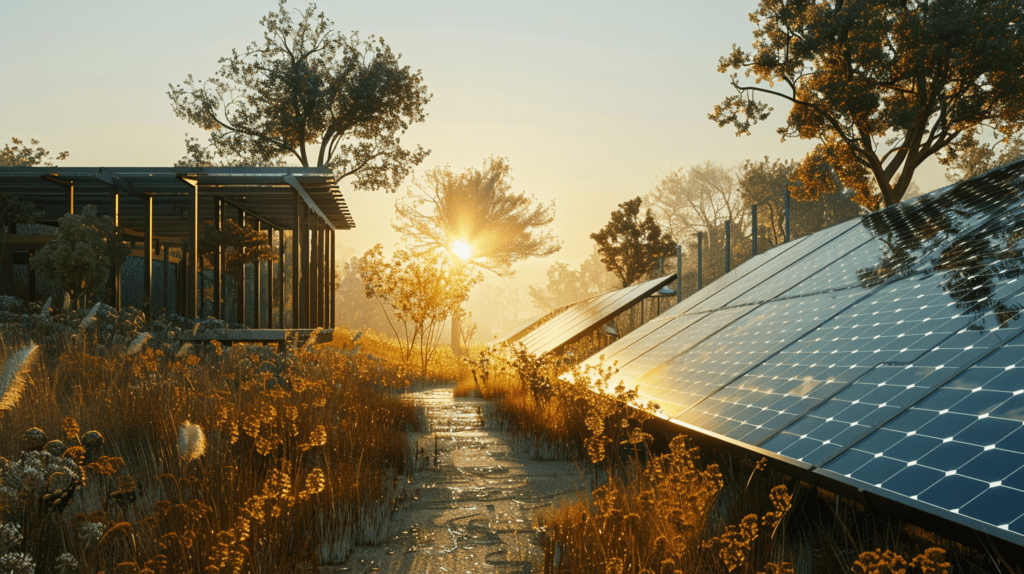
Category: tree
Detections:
[
  {"x1": 360, "y1": 245, "x2": 481, "y2": 377},
  {"x1": 0, "y1": 137, "x2": 68, "y2": 168},
  {"x1": 393, "y1": 157, "x2": 561, "y2": 276},
  {"x1": 591, "y1": 197, "x2": 676, "y2": 288},
  {"x1": 197, "y1": 219, "x2": 276, "y2": 320},
  {"x1": 940, "y1": 130, "x2": 1024, "y2": 183},
  {"x1": 168, "y1": 1, "x2": 430, "y2": 192},
  {"x1": 711, "y1": 0, "x2": 1024, "y2": 209},
  {"x1": 30, "y1": 205, "x2": 129, "y2": 309},
  {"x1": 528, "y1": 248, "x2": 618, "y2": 311},
  {"x1": 737, "y1": 157, "x2": 863, "y2": 248},
  {"x1": 335, "y1": 255, "x2": 394, "y2": 333},
  {"x1": 645, "y1": 162, "x2": 746, "y2": 282},
  {"x1": 393, "y1": 156, "x2": 561, "y2": 352}
]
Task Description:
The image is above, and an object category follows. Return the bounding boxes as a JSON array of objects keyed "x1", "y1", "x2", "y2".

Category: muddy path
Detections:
[{"x1": 328, "y1": 387, "x2": 584, "y2": 573}]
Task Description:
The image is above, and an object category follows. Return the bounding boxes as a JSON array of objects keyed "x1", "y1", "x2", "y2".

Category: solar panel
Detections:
[
  {"x1": 573, "y1": 159, "x2": 1024, "y2": 548},
  {"x1": 687, "y1": 218, "x2": 860, "y2": 314},
  {"x1": 517, "y1": 274, "x2": 676, "y2": 356}
]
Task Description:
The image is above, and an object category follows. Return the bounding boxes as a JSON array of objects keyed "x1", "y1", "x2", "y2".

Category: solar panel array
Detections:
[
  {"x1": 515, "y1": 274, "x2": 677, "y2": 356},
  {"x1": 579, "y1": 160, "x2": 1024, "y2": 547}
]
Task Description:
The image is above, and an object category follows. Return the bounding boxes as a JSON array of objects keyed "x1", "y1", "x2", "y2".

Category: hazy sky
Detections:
[{"x1": 1, "y1": 0, "x2": 950, "y2": 330}]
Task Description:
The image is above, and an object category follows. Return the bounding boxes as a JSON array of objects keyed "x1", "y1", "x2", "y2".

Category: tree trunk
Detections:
[{"x1": 451, "y1": 309, "x2": 462, "y2": 356}]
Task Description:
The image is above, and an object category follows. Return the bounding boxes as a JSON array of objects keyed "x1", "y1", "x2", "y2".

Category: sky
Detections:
[{"x1": 1, "y1": 0, "x2": 951, "y2": 335}]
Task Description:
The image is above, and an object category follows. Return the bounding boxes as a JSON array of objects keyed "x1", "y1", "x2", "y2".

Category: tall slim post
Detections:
[
  {"x1": 724, "y1": 219, "x2": 731, "y2": 273},
  {"x1": 785, "y1": 188, "x2": 791, "y2": 243},
  {"x1": 163, "y1": 245, "x2": 170, "y2": 315},
  {"x1": 751, "y1": 204, "x2": 758, "y2": 256},
  {"x1": 279, "y1": 228, "x2": 286, "y2": 328},
  {"x1": 188, "y1": 185, "x2": 199, "y2": 319},
  {"x1": 300, "y1": 207, "x2": 310, "y2": 328},
  {"x1": 330, "y1": 229, "x2": 336, "y2": 328},
  {"x1": 676, "y1": 244, "x2": 682, "y2": 304},
  {"x1": 214, "y1": 199, "x2": 222, "y2": 320},
  {"x1": 110, "y1": 192, "x2": 121, "y2": 310},
  {"x1": 237, "y1": 209, "x2": 246, "y2": 326},
  {"x1": 292, "y1": 193, "x2": 302, "y2": 329},
  {"x1": 267, "y1": 226, "x2": 275, "y2": 329},
  {"x1": 68, "y1": 184, "x2": 74, "y2": 215},
  {"x1": 697, "y1": 232, "x2": 703, "y2": 291},
  {"x1": 255, "y1": 219, "x2": 263, "y2": 329},
  {"x1": 311, "y1": 216, "x2": 320, "y2": 327},
  {"x1": 144, "y1": 195, "x2": 153, "y2": 320}
]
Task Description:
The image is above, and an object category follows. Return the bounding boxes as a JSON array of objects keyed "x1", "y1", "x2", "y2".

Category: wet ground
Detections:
[{"x1": 327, "y1": 387, "x2": 584, "y2": 574}]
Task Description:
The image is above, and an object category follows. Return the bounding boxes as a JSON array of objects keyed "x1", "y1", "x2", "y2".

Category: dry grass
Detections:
[
  {"x1": 0, "y1": 307, "x2": 419, "y2": 573},
  {"x1": 466, "y1": 343, "x2": 1010, "y2": 574}
]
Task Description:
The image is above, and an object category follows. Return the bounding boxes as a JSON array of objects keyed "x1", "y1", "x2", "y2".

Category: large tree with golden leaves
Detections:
[{"x1": 711, "y1": 0, "x2": 1024, "y2": 210}]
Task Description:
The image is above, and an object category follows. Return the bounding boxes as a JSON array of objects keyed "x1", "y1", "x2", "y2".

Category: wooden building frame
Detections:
[{"x1": 0, "y1": 167, "x2": 353, "y2": 328}]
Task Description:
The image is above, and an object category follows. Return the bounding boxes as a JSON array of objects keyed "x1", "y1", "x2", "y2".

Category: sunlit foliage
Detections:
[{"x1": 711, "y1": 0, "x2": 1024, "y2": 209}]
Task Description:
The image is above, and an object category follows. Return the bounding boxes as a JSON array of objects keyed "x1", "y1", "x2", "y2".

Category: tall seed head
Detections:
[
  {"x1": 0, "y1": 343, "x2": 40, "y2": 412},
  {"x1": 178, "y1": 421, "x2": 206, "y2": 462}
]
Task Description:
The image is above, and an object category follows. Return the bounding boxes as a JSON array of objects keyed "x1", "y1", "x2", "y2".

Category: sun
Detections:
[{"x1": 451, "y1": 240, "x2": 472, "y2": 260}]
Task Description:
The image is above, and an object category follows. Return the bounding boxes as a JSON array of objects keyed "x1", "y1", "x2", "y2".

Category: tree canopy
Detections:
[
  {"x1": 644, "y1": 161, "x2": 745, "y2": 281},
  {"x1": 393, "y1": 156, "x2": 561, "y2": 276},
  {"x1": 528, "y1": 249, "x2": 618, "y2": 311},
  {"x1": 168, "y1": 0, "x2": 430, "y2": 192},
  {"x1": 30, "y1": 206, "x2": 129, "y2": 310},
  {"x1": 711, "y1": 0, "x2": 1024, "y2": 209},
  {"x1": 591, "y1": 197, "x2": 676, "y2": 288},
  {"x1": 0, "y1": 137, "x2": 68, "y2": 168}
]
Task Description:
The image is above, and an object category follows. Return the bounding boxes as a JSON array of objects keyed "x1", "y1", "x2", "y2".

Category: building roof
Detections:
[{"x1": 0, "y1": 166, "x2": 354, "y2": 239}]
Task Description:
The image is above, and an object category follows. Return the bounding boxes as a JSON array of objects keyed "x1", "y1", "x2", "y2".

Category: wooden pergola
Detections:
[{"x1": 0, "y1": 167, "x2": 354, "y2": 328}]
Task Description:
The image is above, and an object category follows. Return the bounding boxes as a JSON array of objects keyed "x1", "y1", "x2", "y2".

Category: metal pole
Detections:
[
  {"x1": 278, "y1": 228, "x2": 285, "y2": 328},
  {"x1": 676, "y1": 244, "x2": 682, "y2": 304},
  {"x1": 144, "y1": 195, "x2": 153, "y2": 320},
  {"x1": 330, "y1": 229, "x2": 336, "y2": 328},
  {"x1": 188, "y1": 185, "x2": 199, "y2": 319},
  {"x1": 697, "y1": 232, "x2": 703, "y2": 290},
  {"x1": 751, "y1": 204, "x2": 758, "y2": 256},
  {"x1": 785, "y1": 187, "x2": 791, "y2": 243},
  {"x1": 214, "y1": 199, "x2": 222, "y2": 320},
  {"x1": 255, "y1": 220, "x2": 263, "y2": 329},
  {"x1": 292, "y1": 194, "x2": 302, "y2": 329},
  {"x1": 237, "y1": 209, "x2": 246, "y2": 326},
  {"x1": 163, "y1": 245, "x2": 170, "y2": 315},
  {"x1": 111, "y1": 192, "x2": 121, "y2": 310},
  {"x1": 725, "y1": 219, "x2": 731, "y2": 273}
]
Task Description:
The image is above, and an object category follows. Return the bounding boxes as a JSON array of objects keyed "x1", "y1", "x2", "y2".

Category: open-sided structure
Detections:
[
  {"x1": 0, "y1": 167, "x2": 352, "y2": 328},
  {"x1": 578, "y1": 159, "x2": 1024, "y2": 550}
]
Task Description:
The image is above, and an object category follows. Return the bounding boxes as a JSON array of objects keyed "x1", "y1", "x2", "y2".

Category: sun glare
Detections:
[{"x1": 452, "y1": 240, "x2": 472, "y2": 260}]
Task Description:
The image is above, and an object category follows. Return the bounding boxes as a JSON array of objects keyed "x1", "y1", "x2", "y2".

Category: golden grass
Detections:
[
  {"x1": 466, "y1": 344, "x2": 999, "y2": 574},
  {"x1": 0, "y1": 313, "x2": 419, "y2": 573}
]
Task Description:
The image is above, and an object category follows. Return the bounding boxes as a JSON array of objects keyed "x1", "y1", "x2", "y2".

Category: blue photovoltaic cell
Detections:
[
  {"x1": 639, "y1": 289, "x2": 864, "y2": 420},
  {"x1": 688, "y1": 218, "x2": 860, "y2": 314},
  {"x1": 612, "y1": 306, "x2": 753, "y2": 416},
  {"x1": 519, "y1": 275, "x2": 673, "y2": 355},
  {"x1": 578, "y1": 313, "x2": 707, "y2": 377},
  {"x1": 658, "y1": 236, "x2": 808, "y2": 320},
  {"x1": 732, "y1": 225, "x2": 874, "y2": 305},
  {"x1": 756, "y1": 273, "x2": 991, "y2": 465},
  {"x1": 819, "y1": 296, "x2": 1024, "y2": 535},
  {"x1": 572, "y1": 158, "x2": 1024, "y2": 547},
  {"x1": 676, "y1": 289, "x2": 867, "y2": 440}
]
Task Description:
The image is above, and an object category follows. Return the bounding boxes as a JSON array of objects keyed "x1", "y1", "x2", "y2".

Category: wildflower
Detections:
[
  {"x1": 178, "y1": 421, "x2": 206, "y2": 462},
  {"x1": 79, "y1": 521, "x2": 105, "y2": 546},
  {"x1": 0, "y1": 551, "x2": 35, "y2": 574},
  {"x1": 0, "y1": 521, "x2": 23, "y2": 551},
  {"x1": 127, "y1": 332, "x2": 152, "y2": 355},
  {"x1": 20, "y1": 428, "x2": 47, "y2": 451},
  {"x1": 55, "y1": 552, "x2": 79, "y2": 574},
  {"x1": 0, "y1": 343, "x2": 40, "y2": 412}
]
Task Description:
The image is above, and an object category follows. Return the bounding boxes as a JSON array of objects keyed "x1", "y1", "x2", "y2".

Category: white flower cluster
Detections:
[
  {"x1": 55, "y1": 551, "x2": 79, "y2": 574},
  {"x1": 0, "y1": 451, "x2": 81, "y2": 506},
  {"x1": 0, "y1": 551, "x2": 35, "y2": 574},
  {"x1": 79, "y1": 521, "x2": 105, "y2": 546},
  {"x1": 0, "y1": 521, "x2": 23, "y2": 551}
]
